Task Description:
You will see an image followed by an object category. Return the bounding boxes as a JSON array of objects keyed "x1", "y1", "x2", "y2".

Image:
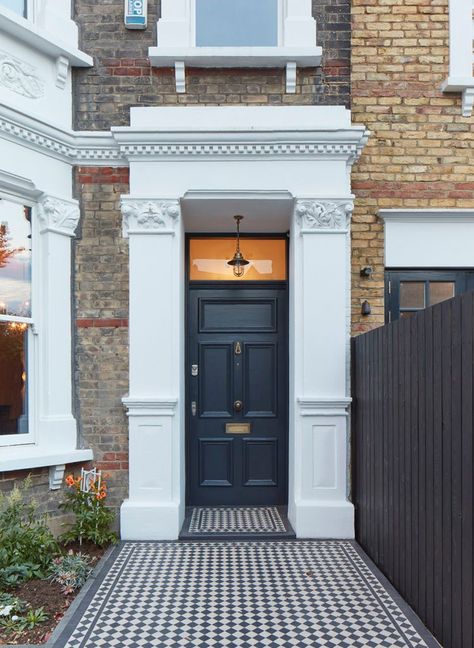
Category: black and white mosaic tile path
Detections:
[{"x1": 56, "y1": 541, "x2": 438, "y2": 648}]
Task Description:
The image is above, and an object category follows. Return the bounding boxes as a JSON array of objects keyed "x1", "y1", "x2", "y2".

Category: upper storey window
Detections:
[
  {"x1": 0, "y1": 0, "x2": 26, "y2": 17},
  {"x1": 149, "y1": 0, "x2": 321, "y2": 94},
  {"x1": 196, "y1": 0, "x2": 278, "y2": 47}
]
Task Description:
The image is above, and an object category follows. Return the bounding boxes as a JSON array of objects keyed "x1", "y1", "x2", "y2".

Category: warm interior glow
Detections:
[{"x1": 189, "y1": 238, "x2": 287, "y2": 281}]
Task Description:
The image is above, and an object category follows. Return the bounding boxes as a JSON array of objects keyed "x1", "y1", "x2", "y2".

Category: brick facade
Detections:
[
  {"x1": 73, "y1": 0, "x2": 350, "y2": 130},
  {"x1": 351, "y1": 0, "x2": 474, "y2": 334},
  {"x1": 73, "y1": 168, "x2": 130, "y2": 520},
  {"x1": 69, "y1": 0, "x2": 352, "y2": 521}
]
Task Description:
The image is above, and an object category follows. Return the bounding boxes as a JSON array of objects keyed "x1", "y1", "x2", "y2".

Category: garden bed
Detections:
[
  {"x1": 0, "y1": 543, "x2": 108, "y2": 646},
  {"x1": 0, "y1": 471, "x2": 117, "y2": 646}
]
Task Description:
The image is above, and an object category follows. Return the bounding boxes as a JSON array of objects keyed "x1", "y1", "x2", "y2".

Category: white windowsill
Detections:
[
  {"x1": 148, "y1": 46, "x2": 322, "y2": 94},
  {"x1": 148, "y1": 46, "x2": 322, "y2": 68},
  {"x1": 441, "y1": 77, "x2": 474, "y2": 117},
  {"x1": 0, "y1": 7, "x2": 93, "y2": 67},
  {"x1": 0, "y1": 446, "x2": 93, "y2": 472}
]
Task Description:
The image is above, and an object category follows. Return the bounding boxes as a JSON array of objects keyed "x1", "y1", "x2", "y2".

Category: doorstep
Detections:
[{"x1": 179, "y1": 505, "x2": 296, "y2": 540}]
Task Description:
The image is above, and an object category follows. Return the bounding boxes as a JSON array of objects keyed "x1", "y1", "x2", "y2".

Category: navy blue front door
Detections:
[{"x1": 187, "y1": 286, "x2": 288, "y2": 505}]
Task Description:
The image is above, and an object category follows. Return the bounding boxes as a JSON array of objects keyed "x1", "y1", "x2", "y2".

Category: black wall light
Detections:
[{"x1": 361, "y1": 300, "x2": 371, "y2": 316}]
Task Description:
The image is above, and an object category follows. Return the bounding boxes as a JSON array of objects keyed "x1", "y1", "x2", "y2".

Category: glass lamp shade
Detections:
[{"x1": 227, "y1": 250, "x2": 250, "y2": 277}]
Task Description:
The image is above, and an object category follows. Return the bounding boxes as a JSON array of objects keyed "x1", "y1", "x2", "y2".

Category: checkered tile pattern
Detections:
[
  {"x1": 61, "y1": 541, "x2": 434, "y2": 648},
  {"x1": 188, "y1": 506, "x2": 287, "y2": 534}
]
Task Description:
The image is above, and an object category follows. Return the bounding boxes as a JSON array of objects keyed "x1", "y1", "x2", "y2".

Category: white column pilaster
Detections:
[
  {"x1": 36, "y1": 195, "x2": 80, "y2": 450},
  {"x1": 289, "y1": 199, "x2": 354, "y2": 538},
  {"x1": 120, "y1": 198, "x2": 184, "y2": 540}
]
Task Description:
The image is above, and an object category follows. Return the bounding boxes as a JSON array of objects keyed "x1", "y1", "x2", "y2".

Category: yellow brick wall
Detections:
[{"x1": 351, "y1": 0, "x2": 474, "y2": 334}]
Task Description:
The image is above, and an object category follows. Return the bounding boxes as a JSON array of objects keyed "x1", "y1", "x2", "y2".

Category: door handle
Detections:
[
  {"x1": 234, "y1": 400, "x2": 242, "y2": 412},
  {"x1": 191, "y1": 401, "x2": 197, "y2": 416}
]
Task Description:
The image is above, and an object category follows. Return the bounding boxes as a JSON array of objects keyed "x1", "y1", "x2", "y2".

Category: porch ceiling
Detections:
[{"x1": 181, "y1": 190, "x2": 294, "y2": 232}]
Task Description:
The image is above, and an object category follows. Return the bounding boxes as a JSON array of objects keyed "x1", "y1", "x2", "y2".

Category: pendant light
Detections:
[{"x1": 227, "y1": 215, "x2": 249, "y2": 277}]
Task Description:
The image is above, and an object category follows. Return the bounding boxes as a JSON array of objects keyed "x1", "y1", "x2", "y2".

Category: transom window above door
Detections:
[
  {"x1": 189, "y1": 238, "x2": 287, "y2": 282},
  {"x1": 385, "y1": 270, "x2": 474, "y2": 322},
  {"x1": 196, "y1": 0, "x2": 279, "y2": 47}
]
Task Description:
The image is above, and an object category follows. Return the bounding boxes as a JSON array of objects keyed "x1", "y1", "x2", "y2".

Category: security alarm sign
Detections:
[{"x1": 124, "y1": 0, "x2": 147, "y2": 29}]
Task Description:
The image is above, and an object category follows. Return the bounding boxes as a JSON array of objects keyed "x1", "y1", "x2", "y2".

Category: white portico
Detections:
[{"x1": 117, "y1": 105, "x2": 368, "y2": 540}]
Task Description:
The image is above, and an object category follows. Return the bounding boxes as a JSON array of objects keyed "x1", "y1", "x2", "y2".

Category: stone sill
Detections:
[
  {"x1": 440, "y1": 76, "x2": 474, "y2": 117},
  {"x1": 0, "y1": 7, "x2": 93, "y2": 67},
  {"x1": 148, "y1": 46, "x2": 322, "y2": 94},
  {"x1": 0, "y1": 447, "x2": 93, "y2": 472}
]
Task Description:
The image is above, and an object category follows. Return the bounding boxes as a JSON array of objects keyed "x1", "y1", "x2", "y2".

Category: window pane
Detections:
[
  {"x1": 0, "y1": 0, "x2": 27, "y2": 16},
  {"x1": 196, "y1": 0, "x2": 278, "y2": 47},
  {"x1": 189, "y1": 238, "x2": 286, "y2": 281},
  {"x1": 429, "y1": 282, "x2": 455, "y2": 306},
  {"x1": 400, "y1": 311, "x2": 417, "y2": 319},
  {"x1": 0, "y1": 200, "x2": 31, "y2": 318},
  {"x1": 0, "y1": 322, "x2": 28, "y2": 435},
  {"x1": 400, "y1": 282, "x2": 425, "y2": 309}
]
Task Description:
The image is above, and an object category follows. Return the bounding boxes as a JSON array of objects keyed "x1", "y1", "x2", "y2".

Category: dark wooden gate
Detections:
[{"x1": 352, "y1": 292, "x2": 474, "y2": 648}]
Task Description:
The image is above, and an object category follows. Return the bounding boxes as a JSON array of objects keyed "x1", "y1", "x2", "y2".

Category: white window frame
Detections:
[
  {"x1": 441, "y1": 0, "x2": 474, "y2": 117},
  {"x1": 0, "y1": 0, "x2": 93, "y2": 69},
  {"x1": 0, "y1": 170, "x2": 92, "y2": 475},
  {"x1": 150, "y1": 0, "x2": 322, "y2": 94},
  {"x1": 0, "y1": 192, "x2": 36, "y2": 447}
]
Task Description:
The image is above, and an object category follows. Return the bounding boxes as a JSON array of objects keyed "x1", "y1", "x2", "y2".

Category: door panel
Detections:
[
  {"x1": 244, "y1": 343, "x2": 277, "y2": 417},
  {"x1": 199, "y1": 344, "x2": 233, "y2": 417},
  {"x1": 187, "y1": 286, "x2": 288, "y2": 505},
  {"x1": 199, "y1": 298, "x2": 277, "y2": 332},
  {"x1": 243, "y1": 438, "x2": 278, "y2": 486},
  {"x1": 198, "y1": 438, "x2": 234, "y2": 486}
]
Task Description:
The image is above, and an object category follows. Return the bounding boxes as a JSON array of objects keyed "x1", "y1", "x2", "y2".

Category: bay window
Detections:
[{"x1": 0, "y1": 197, "x2": 33, "y2": 443}]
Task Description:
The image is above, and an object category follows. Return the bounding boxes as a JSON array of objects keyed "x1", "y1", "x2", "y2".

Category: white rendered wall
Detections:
[{"x1": 382, "y1": 211, "x2": 474, "y2": 268}]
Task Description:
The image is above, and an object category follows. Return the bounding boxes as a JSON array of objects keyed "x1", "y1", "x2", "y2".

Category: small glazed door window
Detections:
[
  {"x1": 385, "y1": 270, "x2": 474, "y2": 322},
  {"x1": 189, "y1": 238, "x2": 287, "y2": 281},
  {"x1": 195, "y1": 0, "x2": 279, "y2": 47}
]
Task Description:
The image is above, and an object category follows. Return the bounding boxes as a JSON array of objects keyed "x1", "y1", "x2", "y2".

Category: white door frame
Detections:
[{"x1": 117, "y1": 105, "x2": 368, "y2": 540}]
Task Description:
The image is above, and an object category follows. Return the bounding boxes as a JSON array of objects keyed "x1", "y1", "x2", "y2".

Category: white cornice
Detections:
[
  {"x1": 0, "y1": 103, "x2": 369, "y2": 166},
  {"x1": 379, "y1": 209, "x2": 474, "y2": 224},
  {"x1": 122, "y1": 396, "x2": 178, "y2": 417},
  {"x1": 298, "y1": 397, "x2": 352, "y2": 416}
]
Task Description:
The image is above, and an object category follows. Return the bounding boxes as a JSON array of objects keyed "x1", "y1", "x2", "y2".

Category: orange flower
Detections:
[{"x1": 65, "y1": 475, "x2": 75, "y2": 486}]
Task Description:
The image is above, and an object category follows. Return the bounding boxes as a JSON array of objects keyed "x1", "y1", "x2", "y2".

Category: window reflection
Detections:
[
  {"x1": 189, "y1": 238, "x2": 286, "y2": 281},
  {"x1": 196, "y1": 0, "x2": 278, "y2": 47},
  {"x1": 0, "y1": 322, "x2": 28, "y2": 435},
  {"x1": 0, "y1": 200, "x2": 32, "y2": 318},
  {"x1": 0, "y1": 0, "x2": 27, "y2": 17}
]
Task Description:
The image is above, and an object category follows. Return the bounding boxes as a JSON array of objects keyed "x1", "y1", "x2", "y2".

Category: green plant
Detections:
[
  {"x1": 19, "y1": 607, "x2": 49, "y2": 630},
  {"x1": 0, "y1": 477, "x2": 59, "y2": 585},
  {"x1": 0, "y1": 605, "x2": 49, "y2": 634},
  {"x1": 49, "y1": 552, "x2": 92, "y2": 594},
  {"x1": 60, "y1": 473, "x2": 117, "y2": 547}
]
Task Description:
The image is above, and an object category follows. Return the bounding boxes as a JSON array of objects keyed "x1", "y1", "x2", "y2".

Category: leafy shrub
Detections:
[
  {"x1": 49, "y1": 551, "x2": 92, "y2": 594},
  {"x1": 60, "y1": 473, "x2": 117, "y2": 547},
  {"x1": 0, "y1": 477, "x2": 58, "y2": 586},
  {"x1": 0, "y1": 592, "x2": 27, "y2": 617}
]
